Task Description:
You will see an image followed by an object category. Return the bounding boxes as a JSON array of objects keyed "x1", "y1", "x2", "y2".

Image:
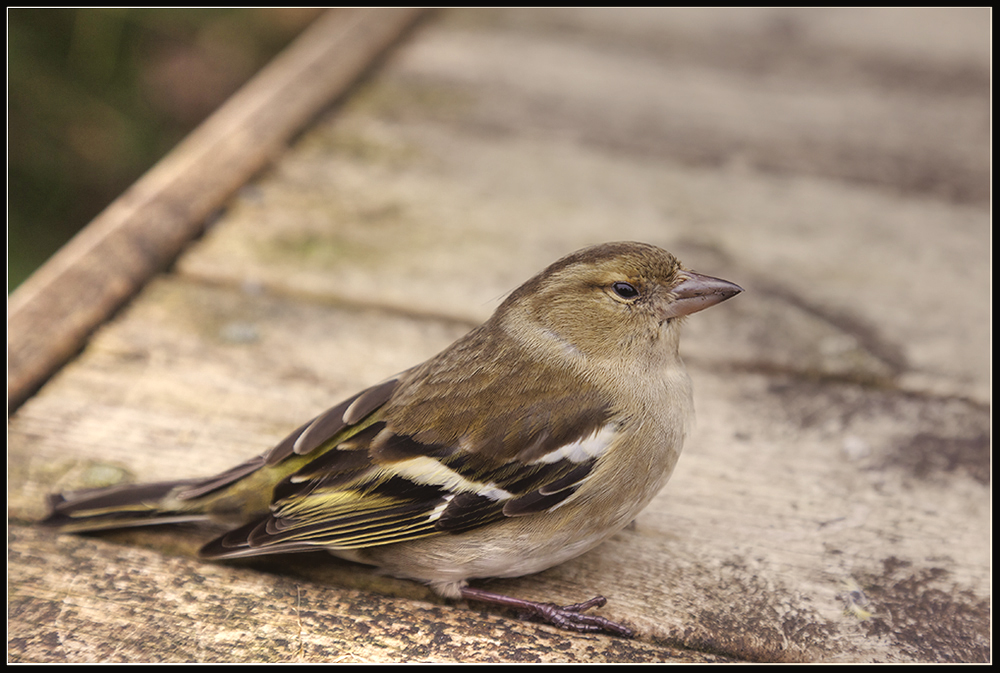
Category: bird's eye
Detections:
[{"x1": 611, "y1": 282, "x2": 639, "y2": 300}]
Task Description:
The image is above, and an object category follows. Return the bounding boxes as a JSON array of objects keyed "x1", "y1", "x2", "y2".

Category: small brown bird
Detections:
[{"x1": 43, "y1": 241, "x2": 742, "y2": 637}]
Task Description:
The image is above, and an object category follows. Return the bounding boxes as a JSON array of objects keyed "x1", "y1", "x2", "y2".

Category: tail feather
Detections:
[
  {"x1": 42, "y1": 452, "x2": 275, "y2": 534},
  {"x1": 41, "y1": 480, "x2": 211, "y2": 533}
]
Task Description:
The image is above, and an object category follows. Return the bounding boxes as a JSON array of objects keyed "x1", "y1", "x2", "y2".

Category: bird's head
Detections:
[{"x1": 497, "y1": 241, "x2": 743, "y2": 368}]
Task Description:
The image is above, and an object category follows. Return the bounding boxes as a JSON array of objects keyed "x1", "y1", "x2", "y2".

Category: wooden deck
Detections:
[{"x1": 9, "y1": 8, "x2": 990, "y2": 663}]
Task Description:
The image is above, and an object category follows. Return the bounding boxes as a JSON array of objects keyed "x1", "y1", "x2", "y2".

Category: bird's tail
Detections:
[
  {"x1": 40, "y1": 480, "x2": 214, "y2": 532},
  {"x1": 41, "y1": 452, "x2": 272, "y2": 533}
]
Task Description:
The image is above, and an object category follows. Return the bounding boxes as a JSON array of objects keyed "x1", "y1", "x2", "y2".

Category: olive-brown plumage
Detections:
[{"x1": 43, "y1": 241, "x2": 742, "y2": 637}]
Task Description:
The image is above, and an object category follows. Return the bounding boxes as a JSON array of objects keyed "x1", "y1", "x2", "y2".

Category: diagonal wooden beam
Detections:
[{"x1": 8, "y1": 8, "x2": 429, "y2": 413}]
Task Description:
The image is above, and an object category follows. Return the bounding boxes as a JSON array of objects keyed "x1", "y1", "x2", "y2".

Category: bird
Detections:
[{"x1": 42, "y1": 241, "x2": 742, "y2": 638}]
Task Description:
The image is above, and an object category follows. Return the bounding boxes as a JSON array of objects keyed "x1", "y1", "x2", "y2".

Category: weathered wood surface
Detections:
[
  {"x1": 9, "y1": 8, "x2": 989, "y2": 663},
  {"x1": 6, "y1": 7, "x2": 428, "y2": 413}
]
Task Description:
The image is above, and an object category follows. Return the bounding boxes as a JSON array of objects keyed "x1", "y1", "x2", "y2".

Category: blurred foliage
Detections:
[{"x1": 8, "y1": 8, "x2": 324, "y2": 292}]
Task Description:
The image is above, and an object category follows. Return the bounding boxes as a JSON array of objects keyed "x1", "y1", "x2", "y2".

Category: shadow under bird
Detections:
[{"x1": 43, "y1": 241, "x2": 743, "y2": 637}]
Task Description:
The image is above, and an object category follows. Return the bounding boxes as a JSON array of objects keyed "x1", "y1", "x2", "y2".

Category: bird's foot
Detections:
[{"x1": 459, "y1": 586, "x2": 634, "y2": 638}]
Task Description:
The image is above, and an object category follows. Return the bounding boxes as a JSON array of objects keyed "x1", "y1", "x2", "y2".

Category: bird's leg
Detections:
[{"x1": 459, "y1": 586, "x2": 634, "y2": 637}]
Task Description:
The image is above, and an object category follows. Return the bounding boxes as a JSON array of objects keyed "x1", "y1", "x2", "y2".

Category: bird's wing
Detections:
[{"x1": 198, "y1": 359, "x2": 618, "y2": 560}]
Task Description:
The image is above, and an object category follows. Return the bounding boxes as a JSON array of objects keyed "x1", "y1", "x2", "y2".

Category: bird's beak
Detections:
[{"x1": 664, "y1": 271, "x2": 743, "y2": 319}]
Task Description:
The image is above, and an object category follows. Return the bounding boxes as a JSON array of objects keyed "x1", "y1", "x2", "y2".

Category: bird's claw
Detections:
[
  {"x1": 460, "y1": 586, "x2": 634, "y2": 638},
  {"x1": 529, "y1": 597, "x2": 634, "y2": 637}
]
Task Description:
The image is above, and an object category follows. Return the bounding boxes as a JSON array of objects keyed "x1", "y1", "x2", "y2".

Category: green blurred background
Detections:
[{"x1": 8, "y1": 7, "x2": 324, "y2": 293}]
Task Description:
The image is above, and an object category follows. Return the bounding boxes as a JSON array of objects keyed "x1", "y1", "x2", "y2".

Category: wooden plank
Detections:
[
  {"x1": 7, "y1": 8, "x2": 428, "y2": 413},
  {"x1": 10, "y1": 526, "x2": 732, "y2": 663}
]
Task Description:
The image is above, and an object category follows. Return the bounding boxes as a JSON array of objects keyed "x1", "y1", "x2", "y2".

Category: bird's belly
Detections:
[{"x1": 344, "y1": 511, "x2": 628, "y2": 597}]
